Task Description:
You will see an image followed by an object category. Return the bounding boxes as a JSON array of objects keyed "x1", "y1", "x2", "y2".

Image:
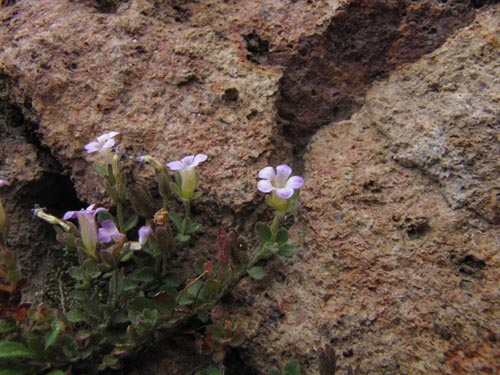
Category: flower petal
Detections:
[
  {"x1": 0, "y1": 179, "x2": 9, "y2": 186},
  {"x1": 276, "y1": 187, "x2": 294, "y2": 199},
  {"x1": 193, "y1": 154, "x2": 207, "y2": 164},
  {"x1": 258, "y1": 166, "x2": 275, "y2": 180},
  {"x1": 63, "y1": 211, "x2": 78, "y2": 220},
  {"x1": 257, "y1": 180, "x2": 274, "y2": 193},
  {"x1": 97, "y1": 131, "x2": 119, "y2": 143},
  {"x1": 285, "y1": 176, "x2": 304, "y2": 190},
  {"x1": 84, "y1": 142, "x2": 100, "y2": 153},
  {"x1": 138, "y1": 225, "x2": 152, "y2": 246},
  {"x1": 166, "y1": 161, "x2": 185, "y2": 171},
  {"x1": 275, "y1": 165, "x2": 292, "y2": 180},
  {"x1": 180, "y1": 155, "x2": 195, "y2": 167},
  {"x1": 103, "y1": 139, "x2": 115, "y2": 149},
  {"x1": 97, "y1": 230, "x2": 112, "y2": 243}
]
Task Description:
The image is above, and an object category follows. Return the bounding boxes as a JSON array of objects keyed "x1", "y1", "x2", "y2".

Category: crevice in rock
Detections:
[
  {"x1": 1, "y1": 73, "x2": 83, "y2": 231},
  {"x1": 72, "y1": 0, "x2": 127, "y2": 13},
  {"x1": 269, "y1": 0, "x2": 477, "y2": 157},
  {"x1": 471, "y1": 0, "x2": 500, "y2": 7}
]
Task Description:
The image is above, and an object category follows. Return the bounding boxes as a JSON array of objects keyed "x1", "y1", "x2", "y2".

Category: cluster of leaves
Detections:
[{"x1": 0, "y1": 145, "x2": 301, "y2": 374}]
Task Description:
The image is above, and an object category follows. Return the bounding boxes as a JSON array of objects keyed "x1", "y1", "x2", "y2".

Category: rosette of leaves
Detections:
[{"x1": 203, "y1": 318, "x2": 245, "y2": 363}]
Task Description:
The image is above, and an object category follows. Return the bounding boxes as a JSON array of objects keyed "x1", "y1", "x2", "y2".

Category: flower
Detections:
[
  {"x1": 84, "y1": 131, "x2": 119, "y2": 164},
  {"x1": 98, "y1": 220, "x2": 125, "y2": 243},
  {"x1": 166, "y1": 154, "x2": 207, "y2": 172},
  {"x1": 257, "y1": 165, "x2": 303, "y2": 199},
  {"x1": 63, "y1": 204, "x2": 108, "y2": 259},
  {"x1": 167, "y1": 154, "x2": 207, "y2": 200},
  {"x1": 138, "y1": 225, "x2": 152, "y2": 246},
  {"x1": 0, "y1": 179, "x2": 9, "y2": 186},
  {"x1": 84, "y1": 131, "x2": 119, "y2": 154}
]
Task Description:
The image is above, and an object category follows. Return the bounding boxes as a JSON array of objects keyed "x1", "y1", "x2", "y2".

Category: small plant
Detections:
[{"x1": 0, "y1": 132, "x2": 304, "y2": 374}]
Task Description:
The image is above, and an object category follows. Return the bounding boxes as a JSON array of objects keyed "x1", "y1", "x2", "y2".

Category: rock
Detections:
[
  {"x1": 0, "y1": 0, "x2": 287, "y2": 210},
  {"x1": 0, "y1": 1, "x2": 499, "y2": 375},
  {"x1": 365, "y1": 5, "x2": 500, "y2": 223},
  {"x1": 228, "y1": 112, "x2": 499, "y2": 374}
]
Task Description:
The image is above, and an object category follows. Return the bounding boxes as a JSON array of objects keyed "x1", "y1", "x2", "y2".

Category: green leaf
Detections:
[
  {"x1": 269, "y1": 371, "x2": 281, "y2": 375},
  {"x1": 68, "y1": 266, "x2": 84, "y2": 281},
  {"x1": 177, "y1": 292, "x2": 194, "y2": 306},
  {"x1": 275, "y1": 228, "x2": 289, "y2": 245},
  {"x1": 69, "y1": 290, "x2": 87, "y2": 301},
  {"x1": 94, "y1": 164, "x2": 107, "y2": 176},
  {"x1": 65, "y1": 309, "x2": 86, "y2": 323},
  {"x1": 187, "y1": 280, "x2": 203, "y2": 297},
  {"x1": 0, "y1": 369, "x2": 31, "y2": 375},
  {"x1": 254, "y1": 222, "x2": 272, "y2": 243},
  {"x1": 152, "y1": 292, "x2": 176, "y2": 315},
  {"x1": 186, "y1": 222, "x2": 202, "y2": 234},
  {"x1": 229, "y1": 331, "x2": 245, "y2": 347},
  {"x1": 175, "y1": 172, "x2": 183, "y2": 188},
  {"x1": 168, "y1": 211, "x2": 183, "y2": 231},
  {"x1": 83, "y1": 258, "x2": 101, "y2": 279},
  {"x1": 128, "y1": 297, "x2": 154, "y2": 315},
  {"x1": 263, "y1": 241, "x2": 280, "y2": 255},
  {"x1": 247, "y1": 266, "x2": 267, "y2": 280},
  {"x1": 48, "y1": 370, "x2": 67, "y2": 375},
  {"x1": 194, "y1": 257, "x2": 208, "y2": 275},
  {"x1": 283, "y1": 359, "x2": 301, "y2": 375},
  {"x1": 106, "y1": 164, "x2": 116, "y2": 185},
  {"x1": 0, "y1": 341, "x2": 35, "y2": 359},
  {"x1": 197, "y1": 311, "x2": 210, "y2": 323},
  {"x1": 45, "y1": 321, "x2": 62, "y2": 349},
  {"x1": 175, "y1": 233, "x2": 191, "y2": 243},
  {"x1": 0, "y1": 318, "x2": 16, "y2": 334},
  {"x1": 123, "y1": 214, "x2": 139, "y2": 233},
  {"x1": 170, "y1": 182, "x2": 182, "y2": 200},
  {"x1": 197, "y1": 282, "x2": 219, "y2": 304},
  {"x1": 128, "y1": 267, "x2": 156, "y2": 283},
  {"x1": 192, "y1": 191, "x2": 203, "y2": 200},
  {"x1": 278, "y1": 244, "x2": 296, "y2": 257}
]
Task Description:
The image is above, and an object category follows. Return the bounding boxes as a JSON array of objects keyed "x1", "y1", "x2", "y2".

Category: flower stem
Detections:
[
  {"x1": 180, "y1": 200, "x2": 191, "y2": 236},
  {"x1": 270, "y1": 213, "x2": 282, "y2": 236},
  {"x1": 116, "y1": 200, "x2": 125, "y2": 233}
]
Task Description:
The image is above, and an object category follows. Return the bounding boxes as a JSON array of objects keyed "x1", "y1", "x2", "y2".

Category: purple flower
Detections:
[
  {"x1": 63, "y1": 204, "x2": 108, "y2": 220},
  {"x1": 0, "y1": 179, "x2": 9, "y2": 187},
  {"x1": 98, "y1": 219, "x2": 125, "y2": 243},
  {"x1": 63, "y1": 204, "x2": 108, "y2": 259},
  {"x1": 257, "y1": 165, "x2": 304, "y2": 199},
  {"x1": 138, "y1": 225, "x2": 152, "y2": 246},
  {"x1": 166, "y1": 154, "x2": 207, "y2": 172},
  {"x1": 84, "y1": 131, "x2": 119, "y2": 154}
]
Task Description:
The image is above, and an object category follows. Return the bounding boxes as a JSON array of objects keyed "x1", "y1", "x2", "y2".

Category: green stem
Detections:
[
  {"x1": 158, "y1": 174, "x2": 170, "y2": 210},
  {"x1": 111, "y1": 268, "x2": 119, "y2": 307},
  {"x1": 180, "y1": 200, "x2": 191, "y2": 236},
  {"x1": 270, "y1": 214, "x2": 281, "y2": 236},
  {"x1": 116, "y1": 200, "x2": 125, "y2": 233}
]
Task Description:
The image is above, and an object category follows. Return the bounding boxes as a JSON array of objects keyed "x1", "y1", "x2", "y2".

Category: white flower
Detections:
[
  {"x1": 257, "y1": 164, "x2": 304, "y2": 199},
  {"x1": 84, "y1": 131, "x2": 119, "y2": 154},
  {"x1": 167, "y1": 154, "x2": 207, "y2": 200}
]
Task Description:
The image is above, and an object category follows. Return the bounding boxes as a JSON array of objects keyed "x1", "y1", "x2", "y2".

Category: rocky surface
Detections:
[{"x1": 0, "y1": 0, "x2": 499, "y2": 374}]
